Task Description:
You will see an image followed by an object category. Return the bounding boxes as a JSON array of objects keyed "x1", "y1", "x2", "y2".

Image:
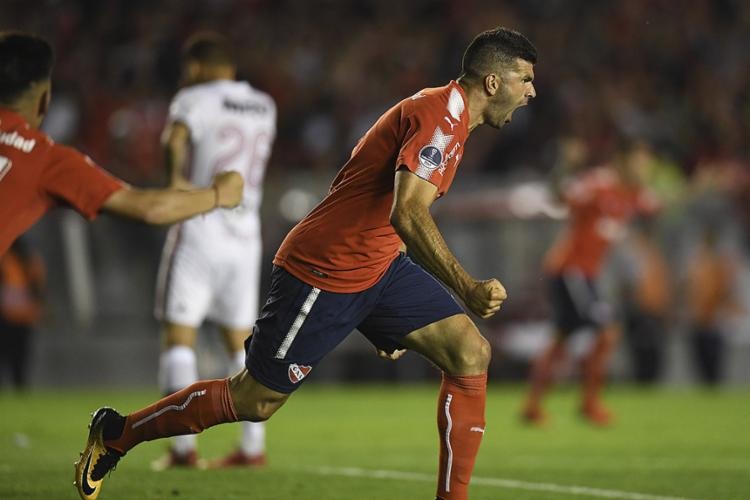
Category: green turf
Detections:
[{"x1": 1, "y1": 384, "x2": 748, "y2": 499}]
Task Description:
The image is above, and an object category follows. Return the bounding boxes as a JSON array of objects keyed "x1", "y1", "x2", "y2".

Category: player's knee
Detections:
[
  {"x1": 449, "y1": 335, "x2": 491, "y2": 375},
  {"x1": 474, "y1": 335, "x2": 492, "y2": 370}
]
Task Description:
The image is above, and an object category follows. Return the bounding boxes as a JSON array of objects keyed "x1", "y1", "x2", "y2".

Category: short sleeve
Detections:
[
  {"x1": 168, "y1": 89, "x2": 205, "y2": 141},
  {"x1": 42, "y1": 145, "x2": 125, "y2": 219},
  {"x1": 396, "y1": 102, "x2": 451, "y2": 188}
]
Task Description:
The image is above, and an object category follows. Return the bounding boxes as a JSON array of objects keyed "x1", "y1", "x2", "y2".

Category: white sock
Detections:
[
  {"x1": 231, "y1": 350, "x2": 265, "y2": 457},
  {"x1": 159, "y1": 345, "x2": 198, "y2": 455}
]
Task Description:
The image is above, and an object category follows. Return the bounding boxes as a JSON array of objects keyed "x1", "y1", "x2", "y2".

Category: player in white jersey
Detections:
[{"x1": 152, "y1": 32, "x2": 276, "y2": 469}]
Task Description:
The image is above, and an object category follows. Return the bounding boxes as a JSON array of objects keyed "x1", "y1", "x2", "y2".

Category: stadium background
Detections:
[{"x1": 2, "y1": 0, "x2": 749, "y2": 389}]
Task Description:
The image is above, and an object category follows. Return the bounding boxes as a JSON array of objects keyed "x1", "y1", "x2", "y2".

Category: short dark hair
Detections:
[
  {"x1": 0, "y1": 32, "x2": 54, "y2": 105},
  {"x1": 182, "y1": 32, "x2": 235, "y2": 66},
  {"x1": 461, "y1": 27, "x2": 537, "y2": 79}
]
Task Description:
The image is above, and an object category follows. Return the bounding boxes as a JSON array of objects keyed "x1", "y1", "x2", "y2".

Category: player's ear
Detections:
[
  {"x1": 484, "y1": 73, "x2": 500, "y2": 96},
  {"x1": 38, "y1": 90, "x2": 50, "y2": 118},
  {"x1": 182, "y1": 60, "x2": 201, "y2": 85},
  {"x1": 35, "y1": 80, "x2": 52, "y2": 122}
]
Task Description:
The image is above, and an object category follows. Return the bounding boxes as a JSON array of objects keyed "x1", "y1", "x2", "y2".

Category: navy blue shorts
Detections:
[
  {"x1": 548, "y1": 272, "x2": 613, "y2": 335},
  {"x1": 245, "y1": 253, "x2": 464, "y2": 393}
]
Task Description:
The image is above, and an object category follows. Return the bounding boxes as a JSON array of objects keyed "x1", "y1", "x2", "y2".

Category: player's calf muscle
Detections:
[{"x1": 228, "y1": 371, "x2": 288, "y2": 421}]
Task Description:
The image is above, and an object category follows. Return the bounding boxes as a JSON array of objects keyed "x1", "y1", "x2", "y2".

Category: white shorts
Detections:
[{"x1": 155, "y1": 221, "x2": 262, "y2": 330}]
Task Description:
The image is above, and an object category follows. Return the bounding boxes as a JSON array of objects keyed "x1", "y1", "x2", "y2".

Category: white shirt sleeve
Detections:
[{"x1": 168, "y1": 89, "x2": 206, "y2": 142}]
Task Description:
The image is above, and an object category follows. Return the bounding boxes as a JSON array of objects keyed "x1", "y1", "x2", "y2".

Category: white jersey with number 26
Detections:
[{"x1": 169, "y1": 79, "x2": 276, "y2": 240}]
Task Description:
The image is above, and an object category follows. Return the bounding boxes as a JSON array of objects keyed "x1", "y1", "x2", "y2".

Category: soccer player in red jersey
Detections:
[
  {"x1": 75, "y1": 27, "x2": 537, "y2": 500},
  {"x1": 521, "y1": 141, "x2": 659, "y2": 426},
  {"x1": 0, "y1": 32, "x2": 244, "y2": 257}
]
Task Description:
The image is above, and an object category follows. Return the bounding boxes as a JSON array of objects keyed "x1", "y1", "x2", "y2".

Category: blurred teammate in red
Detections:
[
  {"x1": 0, "y1": 236, "x2": 45, "y2": 390},
  {"x1": 0, "y1": 32, "x2": 244, "y2": 257},
  {"x1": 522, "y1": 139, "x2": 659, "y2": 426},
  {"x1": 76, "y1": 27, "x2": 537, "y2": 500}
]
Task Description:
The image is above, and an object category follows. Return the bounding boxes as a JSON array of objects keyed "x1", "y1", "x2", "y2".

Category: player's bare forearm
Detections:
[
  {"x1": 103, "y1": 187, "x2": 216, "y2": 225},
  {"x1": 390, "y1": 170, "x2": 507, "y2": 318},
  {"x1": 391, "y1": 203, "x2": 472, "y2": 297},
  {"x1": 392, "y1": 203, "x2": 506, "y2": 318},
  {"x1": 102, "y1": 171, "x2": 243, "y2": 225}
]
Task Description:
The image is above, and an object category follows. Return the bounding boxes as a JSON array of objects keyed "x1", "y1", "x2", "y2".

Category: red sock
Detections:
[
  {"x1": 436, "y1": 373, "x2": 487, "y2": 500},
  {"x1": 105, "y1": 378, "x2": 238, "y2": 454},
  {"x1": 524, "y1": 339, "x2": 565, "y2": 414},
  {"x1": 582, "y1": 328, "x2": 618, "y2": 410}
]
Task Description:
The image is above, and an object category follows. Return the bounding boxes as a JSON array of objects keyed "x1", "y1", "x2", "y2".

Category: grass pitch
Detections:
[{"x1": 1, "y1": 384, "x2": 748, "y2": 499}]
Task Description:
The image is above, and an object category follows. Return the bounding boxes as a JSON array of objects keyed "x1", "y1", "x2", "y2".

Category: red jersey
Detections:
[
  {"x1": 275, "y1": 81, "x2": 470, "y2": 292},
  {"x1": 544, "y1": 167, "x2": 657, "y2": 278},
  {"x1": 0, "y1": 109, "x2": 124, "y2": 255}
]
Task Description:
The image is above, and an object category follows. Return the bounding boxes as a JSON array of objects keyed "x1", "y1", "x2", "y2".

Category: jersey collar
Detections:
[
  {"x1": 0, "y1": 108, "x2": 31, "y2": 130},
  {"x1": 448, "y1": 80, "x2": 470, "y2": 133}
]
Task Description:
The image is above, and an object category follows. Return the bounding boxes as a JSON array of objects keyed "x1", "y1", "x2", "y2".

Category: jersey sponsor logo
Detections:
[
  {"x1": 288, "y1": 363, "x2": 312, "y2": 384},
  {"x1": 418, "y1": 145, "x2": 442, "y2": 171},
  {"x1": 438, "y1": 142, "x2": 462, "y2": 175},
  {"x1": 222, "y1": 99, "x2": 269, "y2": 114},
  {"x1": 0, "y1": 156, "x2": 11, "y2": 181},
  {"x1": 0, "y1": 131, "x2": 36, "y2": 153}
]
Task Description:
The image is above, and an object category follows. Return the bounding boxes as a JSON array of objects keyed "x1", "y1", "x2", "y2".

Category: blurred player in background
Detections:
[
  {"x1": 152, "y1": 32, "x2": 275, "y2": 470},
  {"x1": 619, "y1": 216, "x2": 671, "y2": 384},
  {"x1": 685, "y1": 225, "x2": 742, "y2": 385},
  {"x1": 75, "y1": 27, "x2": 536, "y2": 500},
  {"x1": 521, "y1": 138, "x2": 659, "y2": 426},
  {"x1": 0, "y1": 32, "x2": 245, "y2": 257},
  {"x1": 0, "y1": 236, "x2": 45, "y2": 391}
]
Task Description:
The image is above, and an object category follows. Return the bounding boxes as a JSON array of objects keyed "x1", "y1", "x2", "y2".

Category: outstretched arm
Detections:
[
  {"x1": 101, "y1": 171, "x2": 243, "y2": 225},
  {"x1": 389, "y1": 169, "x2": 506, "y2": 319}
]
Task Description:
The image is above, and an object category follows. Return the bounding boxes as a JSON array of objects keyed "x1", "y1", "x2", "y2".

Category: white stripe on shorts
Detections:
[
  {"x1": 274, "y1": 287, "x2": 321, "y2": 359},
  {"x1": 561, "y1": 270, "x2": 592, "y2": 319}
]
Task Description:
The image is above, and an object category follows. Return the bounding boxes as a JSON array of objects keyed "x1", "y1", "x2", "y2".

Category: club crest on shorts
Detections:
[
  {"x1": 288, "y1": 363, "x2": 312, "y2": 384},
  {"x1": 418, "y1": 145, "x2": 442, "y2": 171}
]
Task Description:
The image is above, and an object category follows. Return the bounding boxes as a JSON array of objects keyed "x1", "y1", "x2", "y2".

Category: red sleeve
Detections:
[
  {"x1": 41, "y1": 144, "x2": 125, "y2": 219},
  {"x1": 396, "y1": 101, "x2": 449, "y2": 188}
]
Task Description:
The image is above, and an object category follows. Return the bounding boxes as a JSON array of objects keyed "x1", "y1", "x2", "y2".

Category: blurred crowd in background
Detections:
[
  {"x1": 4, "y1": 0, "x2": 749, "y2": 181},
  {"x1": 1, "y1": 0, "x2": 749, "y2": 389}
]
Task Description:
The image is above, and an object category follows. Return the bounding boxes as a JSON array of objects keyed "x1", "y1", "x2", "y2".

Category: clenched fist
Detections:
[
  {"x1": 212, "y1": 171, "x2": 244, "y2": 208},
  {"x1": 462, "y1": 278, "x2": 507, "y2": 319}
]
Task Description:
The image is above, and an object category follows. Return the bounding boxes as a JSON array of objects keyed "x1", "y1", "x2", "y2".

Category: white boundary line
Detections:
[{"x1": 306, "y1": 466, "x2": 698, "y2": 500}]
